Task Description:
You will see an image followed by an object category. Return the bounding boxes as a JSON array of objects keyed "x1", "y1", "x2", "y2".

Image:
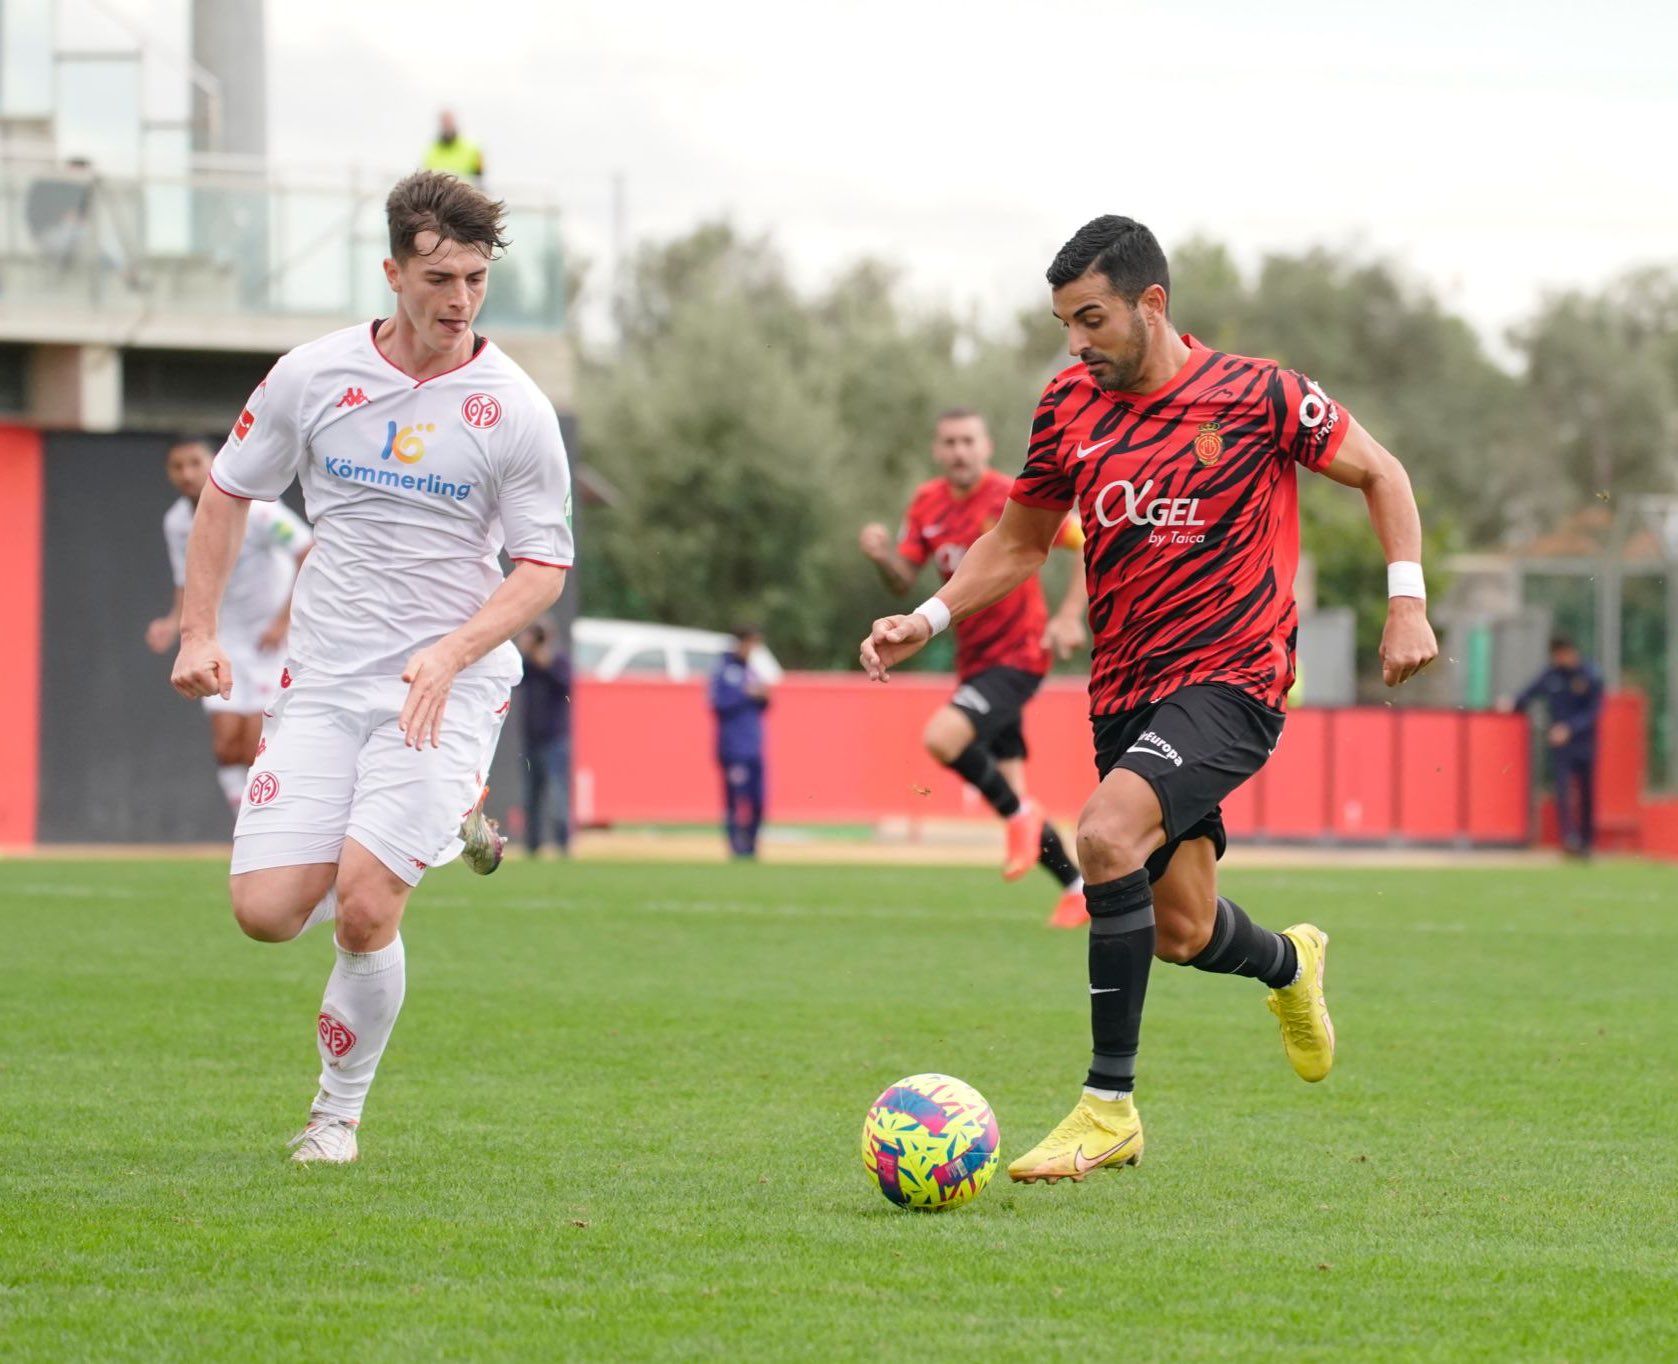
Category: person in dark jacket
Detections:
[
  {"x1": 709, "y1": 625, "x2": 770, "y2": 858},
  {"x1": 1507, "y1": 635, "x2": 1605, "y2": 856},
  {"x1": 518, "y1": 623, "x2": 573, "y2": 857}
]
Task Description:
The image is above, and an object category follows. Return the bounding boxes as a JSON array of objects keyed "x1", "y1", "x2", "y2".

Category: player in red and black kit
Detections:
[
  {"x1": 860, "y1": 408, "x2": 1090, "y2": 926},
  {"x1": 862, "y1": 217, "x2": 1438, "y2": 1183}
]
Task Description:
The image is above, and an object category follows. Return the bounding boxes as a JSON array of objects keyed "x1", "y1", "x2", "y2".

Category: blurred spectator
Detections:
[
  {"x1": 422, "y1": 111, "x2": 485, "y2": 185},
  {"x1": 1503, "y1": 635, "x2": 1604, "y2": 857},
  {"x1": 517, "y1": 623, "x2": 572, "y2": 858},
  {"x1": 26, "y1": 158, "x2": 95, "y2": 273},
  {"x1": 709, "y1": 625, "x2": 770, "y2": 859}
]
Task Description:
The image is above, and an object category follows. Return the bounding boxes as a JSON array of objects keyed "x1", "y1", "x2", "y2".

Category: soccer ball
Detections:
[{"x1": 860, "y1": 1073, "x2": 1000, "y2": 1211}]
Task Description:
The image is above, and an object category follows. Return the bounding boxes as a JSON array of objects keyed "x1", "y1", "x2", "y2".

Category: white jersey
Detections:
[
  {"x1": 210, "y1": 321, "x2": 574, "y2": 684},
  {"x1": 164, "y1": 495, "x2": 311, "y2": 645}
]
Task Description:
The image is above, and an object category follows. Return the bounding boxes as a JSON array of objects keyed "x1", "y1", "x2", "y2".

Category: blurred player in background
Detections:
[
  {"x1": 147, "y1": 438, "x2": 312, "y2": 812},
  {"x1": 860, "y1": 409, "x2": 1090, "y2": 927},
  {"x1": 171, "y1": 171, "x2": 573, "y2": 1165},
  {"x1": 709, "y1": 624, "x2": 771, "y2": 858},
  {"x1": 516, "y1": 622, "x2": 573, "y2": 858},
  {"x1": 1504, "y1": 635, "x2": 1603, "y2": 857},
  {"x1": 862, "y1": 215, "x2": 1437, "y2": 1184}
]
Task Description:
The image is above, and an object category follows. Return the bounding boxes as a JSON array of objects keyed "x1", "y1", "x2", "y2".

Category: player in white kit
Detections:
[
  {"x1": 171, "y1": 172, "x2": 573, "y2": 1164},
  {"x1": 148, "y1": 437, "x2": 312, "y2": 811}
]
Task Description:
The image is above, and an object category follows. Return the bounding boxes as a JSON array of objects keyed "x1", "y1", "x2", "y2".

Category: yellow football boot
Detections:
[
  {"x1": 1007, "y1": 1093, "x2": 1143, "y2": 1184},
  {"x1": 1266, "y1": 923, "x2": 1335, "y2": 1082}
]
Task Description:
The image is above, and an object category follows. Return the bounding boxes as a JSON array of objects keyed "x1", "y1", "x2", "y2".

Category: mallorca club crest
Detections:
[{"x1": 1193, "y1": 421, "x2": 1224, "y2": 467}]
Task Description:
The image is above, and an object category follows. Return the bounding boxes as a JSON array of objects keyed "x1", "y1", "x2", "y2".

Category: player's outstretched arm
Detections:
[
  {"x1": 1316, "y1": 418, "x2": 1439, "y2": 687},
  {"x1": 399, "y1": 562, "x2": 568, "y2": 749},
  {"x1": 858, "y1": 522, "x2": 918, "y2": 595},
  {"x1": 860, "y1": 500, "x2": 1063, "y2": 681},
  {"x1": 172, "y1": 480, "x2": 251, "y2": 700}
]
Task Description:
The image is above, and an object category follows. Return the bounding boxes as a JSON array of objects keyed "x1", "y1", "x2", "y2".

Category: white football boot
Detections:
[{"x1": 287, "y1": 1113, "x2": 360, "y2": 1165}]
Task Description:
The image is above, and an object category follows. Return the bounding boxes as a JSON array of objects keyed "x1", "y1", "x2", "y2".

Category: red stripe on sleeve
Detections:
[{"x1": 207, "y1": 470, "x2": 252, "y2": 501}]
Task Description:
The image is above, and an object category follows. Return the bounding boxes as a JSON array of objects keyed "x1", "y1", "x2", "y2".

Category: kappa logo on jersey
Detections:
[
  {"x1": 461, "y1": 393, "x2": 502, "y2": 429},
  {"x1": 247, "y1": 771, "x2": 280, "y2": 805},
  {"x1": 1093, "y1": 478, "x2": 1207, "y2": 546},
  {"x1": 1194, "y1": 422, "x2": 1224, "y2": 467},
  {"x1": 336, "y1": 386, "x2": 369, "y2": 408},
  {"x1": 318, "y1": 1012, "x2": 357, "y2": 1059},
  {"x1": 378, "y1": 421, "x2": 436, "y2": 465}
]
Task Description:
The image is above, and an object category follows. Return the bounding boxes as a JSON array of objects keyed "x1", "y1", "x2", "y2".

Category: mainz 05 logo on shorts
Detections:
[{"x1": 247, "y1": 771, "x2": 280, "y2": 806}]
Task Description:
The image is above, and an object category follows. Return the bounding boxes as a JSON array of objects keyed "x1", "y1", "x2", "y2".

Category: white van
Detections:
[{"x1": 571, "y1": 617, "x2": 785, "y2": 683}]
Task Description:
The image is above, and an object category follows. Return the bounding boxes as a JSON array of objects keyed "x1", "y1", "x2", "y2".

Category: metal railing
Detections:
[{"x1": 0, "y1": 155, "x2": 566, "y2": 332}]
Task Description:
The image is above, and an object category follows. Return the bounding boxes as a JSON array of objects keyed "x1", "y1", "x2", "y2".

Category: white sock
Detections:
[
  {"x1": 301, "y1": 888, "x2": 338, "y2": 935},
  {"x1": 1083, "y1": 1085, "x2": 1131, "y2": 1104},
  {"x1": 216, "y1": 765, "x2": 248, "y2": 811},
  {"x1": 311, "y1": 934, "x2": 405, "y2": 1122}
]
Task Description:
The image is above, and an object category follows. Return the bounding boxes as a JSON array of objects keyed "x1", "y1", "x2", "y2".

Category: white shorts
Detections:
[
  {"x1": 231, "y1": 666, "x2": 512, "y2": 886},
  {"x1": 202, "y1": 638, "x2": 287, "y2": 716}
]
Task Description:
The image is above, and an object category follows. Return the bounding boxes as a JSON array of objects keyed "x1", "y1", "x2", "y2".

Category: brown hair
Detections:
[
  {"x1": 935, "y1": 407, "x2": 985, "y2": 426},
  {"x1": 385, "y1": 171, "x2": 510, "y2": 262}
]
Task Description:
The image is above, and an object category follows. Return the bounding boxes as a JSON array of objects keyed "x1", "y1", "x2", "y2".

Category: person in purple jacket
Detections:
[{"x1": 709, "y1": 625, "x2": 771, "y2": 858}]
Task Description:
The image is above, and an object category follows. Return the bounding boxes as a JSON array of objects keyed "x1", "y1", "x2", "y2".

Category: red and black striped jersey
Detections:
[
  {"x1": 1009, "y1": 336, "x2": 1349, "y2": 715},
  {"x1": 898, "y1": 469, "x2": 1082, "y2": 679}
]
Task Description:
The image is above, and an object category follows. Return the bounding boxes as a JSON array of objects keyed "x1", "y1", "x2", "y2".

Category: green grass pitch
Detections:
[{"x1": 3, "y1": 856, "x2": 1675, "y2": 1360}]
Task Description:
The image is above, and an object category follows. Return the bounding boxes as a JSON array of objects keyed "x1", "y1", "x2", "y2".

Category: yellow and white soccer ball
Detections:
[{"x1": 860, "y1": 1073, "x2": 999, "y2": 1211}]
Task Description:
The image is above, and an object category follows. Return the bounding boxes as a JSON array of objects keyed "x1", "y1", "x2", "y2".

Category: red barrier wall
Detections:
[
  {"x1": 0, "y1": 426, "x2": 42, "y2": 844},
  {"x1": 572, "y1": 675, "x2": 1534, "y2": 844}
]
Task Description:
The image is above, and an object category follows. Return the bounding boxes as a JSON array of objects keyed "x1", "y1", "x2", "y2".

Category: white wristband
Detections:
[
  {"x1": 914, "y1": 596, "x2": 952, "y2": 636},
  {"x1": 1387, "y1": 561, "x2": 1426, "y2": 600}
]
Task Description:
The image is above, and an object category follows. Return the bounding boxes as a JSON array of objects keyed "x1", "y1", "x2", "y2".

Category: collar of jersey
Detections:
[{"x1": 367, "y1": 318, "x2": 490, "y2": 387}]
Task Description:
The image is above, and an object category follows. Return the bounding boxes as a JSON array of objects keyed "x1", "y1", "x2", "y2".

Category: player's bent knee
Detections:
[
  {"x1": 1076, "y1": 809, "x2": 1156, "y2": 882},
  {"x1": 922, "y1": 716, "x2": 968, "y2": 766},
  {"x1": 334, "y1": 887, "x2": 402, "y2": 953},
  {"x1": 228, "y1": 881, "x2": 304, "y2": 944}
]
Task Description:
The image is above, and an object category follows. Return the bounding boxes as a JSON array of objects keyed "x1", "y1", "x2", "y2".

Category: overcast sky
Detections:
[{"x1": 81, "y1": 0, "x2": 1678, "y2": 355}]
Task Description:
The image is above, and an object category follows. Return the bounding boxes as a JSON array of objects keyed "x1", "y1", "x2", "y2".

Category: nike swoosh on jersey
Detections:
[
  {"x1": 923, "y1": 523, "x2": 943, "y2": 535},
  {"x1": 1074, "y1": 1132, "x2": 1139, "y2": 1172},
  {"x1": 1075, "y1": 436, "x2": 1120, "y2": 460}
]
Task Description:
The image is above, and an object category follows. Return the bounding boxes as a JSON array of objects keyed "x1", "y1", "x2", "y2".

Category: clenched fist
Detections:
[{"x1": 1379, "y1": 597, "x2": 1438, "y2": 687}]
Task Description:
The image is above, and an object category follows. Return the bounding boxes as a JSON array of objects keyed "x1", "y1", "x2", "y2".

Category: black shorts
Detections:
[
  {"x1": 949, "y1": 666, "x2": 1044, "y2": 761},
  {"x1": 1091, "y1": 682, "x2": 1284, "y2": 883}
]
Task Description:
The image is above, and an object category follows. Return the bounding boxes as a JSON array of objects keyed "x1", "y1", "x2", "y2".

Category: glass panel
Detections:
[
  {"x1": 56, "y1": 56, "x2": 142, "y2": 177},
  {"x1": 0, "y1": 0, "x2": 55, "y2": 118},
  {"x1": 142, "y1": 127, "x2": 189, "y2": 255}
]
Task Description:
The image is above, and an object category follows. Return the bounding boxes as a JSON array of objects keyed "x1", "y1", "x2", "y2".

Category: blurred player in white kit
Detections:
[
  {"x1": 147, "y1": 437, "x2": 312, "y2": 811},
  {"x1": 171, "y1": 172, "x2": 573, "y2": 1164}
]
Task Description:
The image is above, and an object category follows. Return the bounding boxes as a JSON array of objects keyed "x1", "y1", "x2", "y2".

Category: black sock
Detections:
[
  {"x1": 1183, "y1": 896, "x2": 1297, "y2": 989},
  {"x1": 946, "y1": 743, "x2": 1021, "y2": 817},
  {"x1": 1038, "y1": 822, "x2": 1080, "y2": 888},
  {"x1": 1083, "y1": 869, "x2": 1155, "y2": 1095}
]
